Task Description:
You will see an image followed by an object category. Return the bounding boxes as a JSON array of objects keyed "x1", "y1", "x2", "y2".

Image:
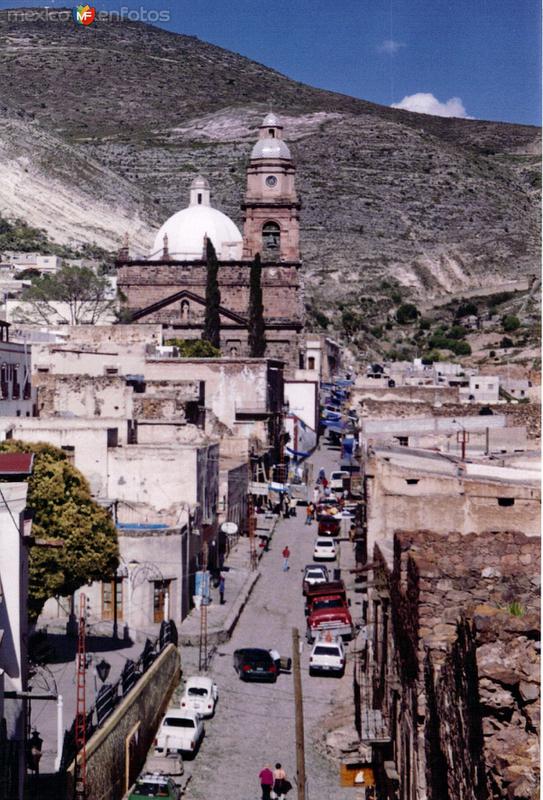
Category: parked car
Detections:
[
  {"x1": 233, "y1": 648, "x2": 278, "y2": 682},
  {"x1": 302, "y1": 564, "x2": 329, "y2": 594},
  {"x1": 313, "y1": 537, "x2": 337, "y2": 561},
  {"x1": 154, "y1": 709, "x2": 204, "y2": 755},
  {"x1": 128, "y1": 772, "x2": 181, "y2": 799},
  {"x1": 330, "y1": 470, "x2": 349, "y2": 492},
  {"x1": 309, "y1": 635, "x2": 346, "y2": 676},
  {"x1": 180, "y1": 676, "x2": 218, "y2": 718}
]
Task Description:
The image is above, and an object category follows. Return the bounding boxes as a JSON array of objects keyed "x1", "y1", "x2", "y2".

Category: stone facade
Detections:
[{"x1": 368, "y1": 530, "x2": 540, "y2": 800}]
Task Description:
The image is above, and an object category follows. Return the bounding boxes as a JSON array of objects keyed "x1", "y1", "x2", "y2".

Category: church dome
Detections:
[
  {"x1": 149, "y1": 177, "x2": 243, "y2": 261},
  {"x1": 251, "y1": 137, "x2": 291, "y2": 160}
]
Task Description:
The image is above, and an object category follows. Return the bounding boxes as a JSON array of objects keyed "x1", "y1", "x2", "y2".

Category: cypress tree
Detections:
[
  {"x1": 202, "y1": 237, "x2": 221, "y2": 350},
  {"x1": 248, "y1": 253, "x2": 267, "y2": 357}
]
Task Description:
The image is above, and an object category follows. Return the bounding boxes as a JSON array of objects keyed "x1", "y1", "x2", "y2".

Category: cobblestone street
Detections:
[{"x1": 181, "y1": 444, "x2": 355, "y2": 800}]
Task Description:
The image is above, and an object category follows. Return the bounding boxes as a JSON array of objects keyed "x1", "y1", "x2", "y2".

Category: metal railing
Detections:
[{"x1": 59, "y1": 620, "x2": 178, "y2": 772}]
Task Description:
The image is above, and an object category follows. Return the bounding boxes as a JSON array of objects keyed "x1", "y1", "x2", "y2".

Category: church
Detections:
[{"x1": 116, "y1": 113, "x2": 305, "y2": 370}]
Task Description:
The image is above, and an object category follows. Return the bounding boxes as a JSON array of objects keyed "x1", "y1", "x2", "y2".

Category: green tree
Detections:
[
  {"x1": 202, "y1": 238, "x2": 221, "y2": 350},
  {"x1": 396, "y1": 303, "x2": 419, "y2": 324},
  {"x1": 502, "y1": 314, "x2": 520, "y2": 332},
  {"x1": 165, "y1": 339, "x2": 220, "y2": 357},
  {"x1": 452, "y1": 340, "x2": 472, "y2": 356},
  {"x1": 247, "y1": 253, "x2": 267, "y2": 357},
  {"x1": 448, "y1": 325, "x2": 468, "y2": 340},
  {"x1": 14, "y1": 265, "x2": 115, "y2": 325},
  {"x1": 0, "y1": 440, "x2": 119, "y2": 621}
]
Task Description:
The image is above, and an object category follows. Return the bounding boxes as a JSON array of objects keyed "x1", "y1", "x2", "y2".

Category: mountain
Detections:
[{"x1": 0, "y1": 9, "x2": 540, "y2": 325}]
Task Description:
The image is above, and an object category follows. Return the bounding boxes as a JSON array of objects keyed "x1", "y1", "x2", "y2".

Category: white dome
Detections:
[
  {"x1": 251, "y1": 137, "x2": 291, "y2": 160},
  {"x1": 150, "y1": 204, "x2": 243, "y2": 261}
]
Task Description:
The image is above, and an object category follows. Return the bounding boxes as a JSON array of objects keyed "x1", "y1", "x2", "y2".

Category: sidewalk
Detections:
[{"x1": 178, "y1": 513, "x2": 278, "y2": 646}]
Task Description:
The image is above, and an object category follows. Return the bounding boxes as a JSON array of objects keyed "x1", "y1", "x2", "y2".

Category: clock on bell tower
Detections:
[{"x1": 242, "y1": 112, "x2": 301, "y2": 262}]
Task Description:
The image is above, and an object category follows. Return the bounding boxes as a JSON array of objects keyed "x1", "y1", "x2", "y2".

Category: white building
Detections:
[
  {"x1": 0, "y1": 469, "x2": 32, "y2": 800},
  {"x1": 460, "y1": 375, "x2": 500, "y2": 404}
]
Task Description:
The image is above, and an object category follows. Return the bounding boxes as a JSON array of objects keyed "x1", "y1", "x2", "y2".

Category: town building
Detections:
[
  {"x1": 0, "y1": 454, "x2": 33, "y2": 800},
  {"x1": 0, "y1": 322, "x2": 33, "y2": 418},
  {"x1": 116, "y1": 113, "x2": 305, "y2": 370}
]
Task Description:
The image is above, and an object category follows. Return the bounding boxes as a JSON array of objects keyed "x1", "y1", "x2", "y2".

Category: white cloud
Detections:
[
  {"x1": 391, "y1": 92, "x2": 473, "y2": 119},
  {"x1": 377, "y1": 39, "x2": 405, "y2": 55}
]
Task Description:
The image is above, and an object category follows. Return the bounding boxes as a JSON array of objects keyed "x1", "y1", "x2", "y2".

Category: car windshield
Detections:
[
  {"x1": 132, "y1": 782, "x2": 170, "y2": 796},
  {"x1": 307, "y1": 571, "x2": 325, "y2": 579},
  {"x1": 163, "y1": 717, "x2": 195, "y2": 728},
  {"x1": 314, "y1": 646, "x2": 341, "y2": 656},
  {"x1": 187, "y1": 687, "x2": 208, "y2": 697},
  {"x1": 313, "y1": 598, "x2": 343, "y2": 610},
  {"x1": 317, "y1": 541, "x2": 333, "y2": 547}
]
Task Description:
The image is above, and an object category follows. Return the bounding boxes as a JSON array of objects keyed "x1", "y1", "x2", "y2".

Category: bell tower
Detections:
[{"x1": 242, "y1": 113, "x2": 301, "y2": 262}]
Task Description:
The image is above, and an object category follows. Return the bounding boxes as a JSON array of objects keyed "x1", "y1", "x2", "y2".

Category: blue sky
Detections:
[{"x1": 2, "y1": 0, "x2": 540, "y2": 124}]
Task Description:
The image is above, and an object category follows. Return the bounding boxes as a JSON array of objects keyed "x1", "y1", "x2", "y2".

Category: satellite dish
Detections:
[{"x1": 221, "y1": 522, "x2": 238, "y2": 535}]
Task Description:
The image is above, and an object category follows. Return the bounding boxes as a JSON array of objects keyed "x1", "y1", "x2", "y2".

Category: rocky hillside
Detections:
[{"x1": 0, "y1": 9, "x2": 540, "y2": 325}]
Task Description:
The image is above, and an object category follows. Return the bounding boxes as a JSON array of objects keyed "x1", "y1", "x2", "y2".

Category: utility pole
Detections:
[
  {"x1": 291, "y1": 628, "x2": 306, "y2": 800},
  {"x1": 247, "y1": 493, "x2": 257, "y2": 571},
  {"x1": 456, "y1": 428, "x2": 469, "y2": 460},
  {"x1": 75, "y1": 593, "x2": 87, "y2": 800},
  {"x1": 198, "y1": 543, "x2": 209, "y2": 672}
]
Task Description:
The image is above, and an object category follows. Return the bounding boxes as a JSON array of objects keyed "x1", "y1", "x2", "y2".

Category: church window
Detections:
[
  {"x1": 266, "y1": 175, "x2": 277, "y2": 187},
  {"x1": 181, "y1": 300, "x2": 190, "y2": 322},
  {"x1": 307, "y1": 356, "x2": 315, "y2": 370},
  {"x1": 262, "y1": 222, "x2": 280, "y2": 252}
]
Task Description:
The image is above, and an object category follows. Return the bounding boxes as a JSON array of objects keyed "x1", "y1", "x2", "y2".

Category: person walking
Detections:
[
  {"x1": 305, "y1": 503, "x2": 313, "y2": 525},
  {"x1": 259, "y1": 765, "x2": 274, "y2": 800},
  {"x1": 313, "y1": 486, "x2": 320, "y2": 504},
  {"x1": 273, "y1": 763, "x2": 288, "y2": 799},
  {"x1": 283, "y1": 495, "x2": 291, "y2": 519},
  {"x1": 282, "y1": 545, "x2": 290, "y2": 571},
  {"x1": 218, "y1": 572, "x2": 225, "y2": 604}
]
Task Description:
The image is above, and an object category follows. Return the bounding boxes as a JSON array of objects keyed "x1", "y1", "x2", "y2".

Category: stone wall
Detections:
[
  {"x1": 66, "y1": 643, "x2": 181, "y2": 800},
  {"x1": 370, "y1": 531, "x2": 540, "y2": 800}
]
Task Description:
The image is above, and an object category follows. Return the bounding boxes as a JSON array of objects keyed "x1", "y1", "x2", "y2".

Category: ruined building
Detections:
[
  {"x1": 116, "y1": 113, "x2": 304, "y2": 369},
  {"x1": 363, "y1": 530, "x2": 540, "y2": 800}
]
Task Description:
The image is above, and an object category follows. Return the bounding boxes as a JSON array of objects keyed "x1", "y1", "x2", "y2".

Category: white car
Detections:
[
  {"x1": 155, "y1": 709, "x2": 204, "y2": 755},
  {"x1": 309, "y1": 635, "x2": 346, "y2": 676},
  {"x1": 180, "y1": 676, "x2": 218, "y2": 718},
  {"x1": 330, "y1": 470, "x2": 349, "y2": 492},
  {"x1": 313, "y1": 537, "x2": 337, "y2": 561}
]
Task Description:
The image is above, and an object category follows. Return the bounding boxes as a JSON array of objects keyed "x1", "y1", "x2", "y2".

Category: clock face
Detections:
[{"x1": 265, "y1": 175, "x2": 278, "y2": 187}]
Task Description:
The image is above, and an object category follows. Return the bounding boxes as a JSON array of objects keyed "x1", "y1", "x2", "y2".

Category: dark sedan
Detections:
[{"x1": 233, "y1": 648, "x2": 278, "y2": 682}]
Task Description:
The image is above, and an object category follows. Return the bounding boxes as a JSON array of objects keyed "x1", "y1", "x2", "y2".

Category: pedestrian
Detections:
[
  {"x1": 322, "y1": 476, "x2": 329, "y2": 490},
  {"x1": 282, "y1": 545, "x2": 290, "y2": 571},
  {"x1": 283, "y1": 495, "x2": 290, "y2": 519},
  {"x1": 273, "y1": 763, "x2": 288, "y2": 799},
  {"x1": 313, "y1": 486, "x2": 320, "y2": 504},
  {"x1": 259, "y1": 764, "x2": 274, "y2": 800},
  {"x1": 218, "y1": 572, "x2": 225, "y2": 604},
  {"x1": 305, "y1": 504, "x2": 313, "y2": 525}
]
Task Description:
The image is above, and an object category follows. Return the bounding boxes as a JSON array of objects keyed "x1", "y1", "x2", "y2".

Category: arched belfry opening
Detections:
[{"x1": 262, "y1": 221, "x2": 280, "y2": 253}]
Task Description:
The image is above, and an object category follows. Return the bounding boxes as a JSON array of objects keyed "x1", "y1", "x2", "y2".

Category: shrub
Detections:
[
  {"x1": 448, "y1": 325, "x2": 468, "y2": 340},
  {"x1": 455, "y1": 301, "x2": 478, "y2": 318},
  {"x1": 500, "y1": 337, "x2": 514, "y2": 349},
  {"x1": 166, "y1": 338, "x2": 221, "y2": 357},
  {"x1": 452, "y1": 340, "x2": 472, "y2": 356},
  {"x1": 396, "y1": 303, "x2": 419, "y2": 325},
  {"x1": 502, "y1": 314, "x2": 521, "y2": 332},
  {"x1": 419, "y1": 318, "x2": 431, "y2": 331}
]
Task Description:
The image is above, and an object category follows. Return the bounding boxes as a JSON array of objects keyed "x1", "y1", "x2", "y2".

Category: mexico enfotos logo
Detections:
[{"x1": 7, "y1": 6, "x2": 171, "y2": 23}]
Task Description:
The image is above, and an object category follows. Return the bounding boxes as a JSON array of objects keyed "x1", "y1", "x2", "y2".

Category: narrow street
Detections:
[{"x1": 181, "y1": 443, "x2": 355, "y2": 800}]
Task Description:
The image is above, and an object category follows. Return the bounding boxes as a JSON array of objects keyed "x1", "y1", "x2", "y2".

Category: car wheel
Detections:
[{"x1": 309, "y1": 667, "x2": 315, "y2": 677}]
